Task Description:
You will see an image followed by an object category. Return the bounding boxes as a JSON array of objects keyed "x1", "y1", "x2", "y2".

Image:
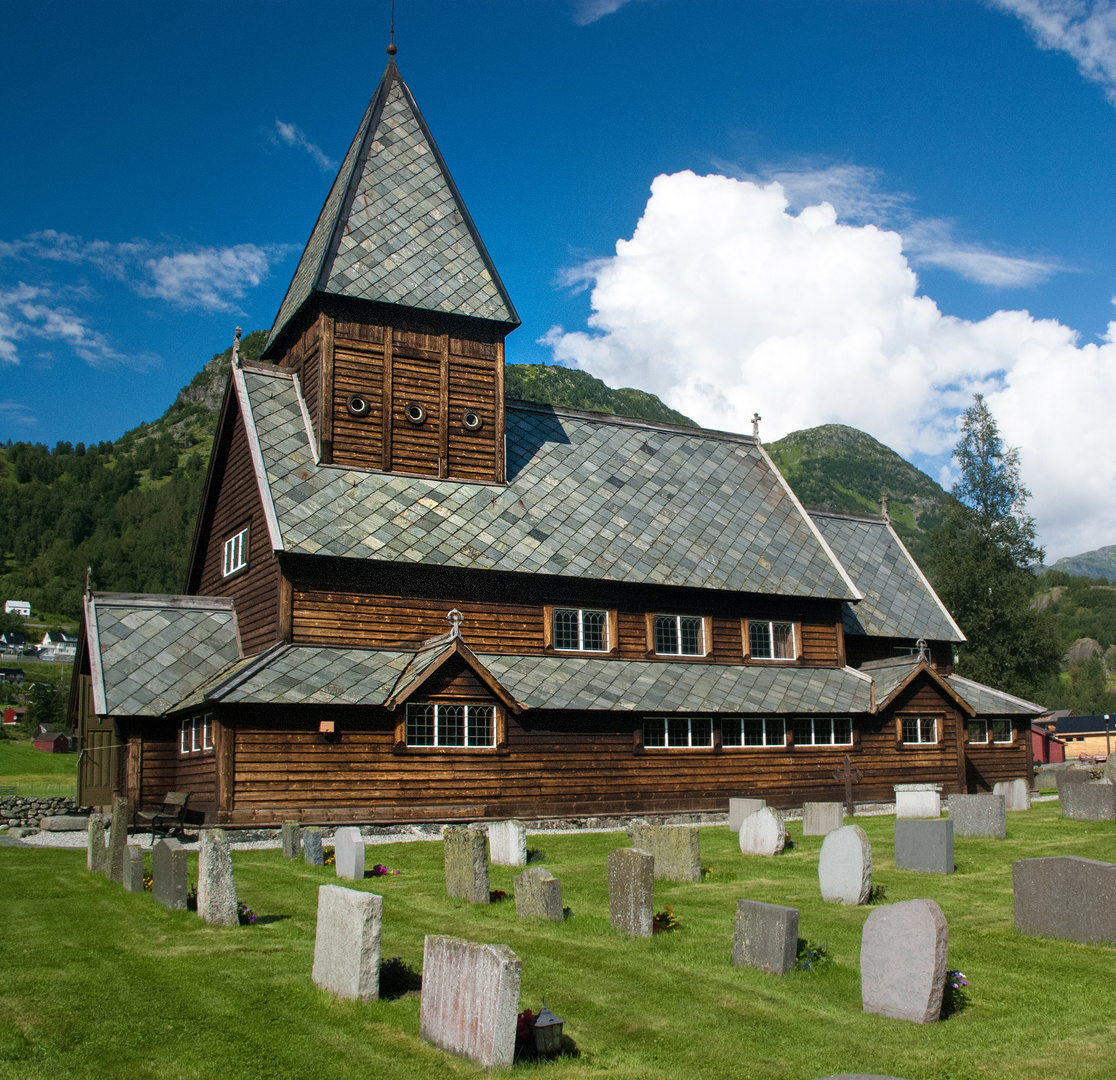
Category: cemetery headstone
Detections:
[
  {"x1": 513, "y1": 866, "x2": 564, "y2": 921},
  {"x1": 197, "y1": 828, "x2": 238, "y2": 926},
  {"x1": 311, "y1": 884, "x2": 383, "y2": 1001},
  {"x1": 303, "y1": 827, "x2": 324, "y2": 866},
  {"x1": 947, "y1": 793, "x2": 1006, "y2": 838},
  {"x1": 1105, "y1": 755, "x2": 1116, "y2": 785},
  {"x1": 281, "y1": 820, "x2": 302, "y2": 860},
  {"x1": 739, "y1": 807, "x2": 786, "y2": 856},
  {"x1": 627, "y1": 824, "x2": 701, "y2": 881},
  {"x1": 992, "y1": 778, "x2": 1031, "y2": 811},
  {"x1": 833, "y1": 753, "x2": 864, "y2": 816},
  {"x1": 87, "y1": 816, "x2": 106, "y2": 873},
  {"x1": 1013, "y1": 856, "x2": 1116, "y2": 943},
  {"x1": 893, "y1": 783, "x2": 942, "y2": 819},
  {"x1": 608, "y1": 847, "x2": 654, "y2": 937},
  {"x1": 105, "y1": 796, "x2": 128, "y2": 883},
  {"x1": 803, "y1": 802, "x2": 845, "y2": 837},
  {"x1": 732, "y1": 899, "x2": 798, "y2": 975},
  {"x1": 1060, "y1": 781, "x2": 1116, "y2": 821},
  {"x1": 152, "y1": 838, "x2": 188, "y2": 910},
  {"x1": 444, "y1": 826, "x2": 490, "y2": 903},
  {"x1": 122, "y1": 845, "x2": 146, "y2": 893},
  {"x1": 729, "y1": 798, "x2": 766, "y2": 831},
  {"x1": 1054, "y1": 770, "x2": 1093, "y2": 799},
  {"x1": 818, "y1": 824, "x2": 872, "y2": 904},
  {"x1": 894, "y1": 819, "x2": 954, "y2": 874},
  {"x1": 334, "y1": 826, "x2": 366, "y2": 880},
  {"x1": 861, "y1": 898, "x2": 948, "y2": 1023},
  {"x1": 419, "y1": 935, "x2": 521, "y2": 1069},
  {"x1": 488, "y1": 820, "x2": 527, "y2": 866}
]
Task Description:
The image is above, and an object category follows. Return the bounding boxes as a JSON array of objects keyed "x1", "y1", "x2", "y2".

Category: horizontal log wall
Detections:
[{"x1": 133, "y1": 724, "x2": 218, "y2": 815}]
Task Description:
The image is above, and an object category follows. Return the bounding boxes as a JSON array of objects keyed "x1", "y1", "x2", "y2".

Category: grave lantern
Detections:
[{"x1": 533, "y1": 999, "x2": 564, "y2": 1057}]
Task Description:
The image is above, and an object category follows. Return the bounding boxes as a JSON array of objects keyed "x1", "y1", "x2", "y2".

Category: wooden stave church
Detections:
[{"x1": 71, "y1": 56, "x2": 1042, "y2": 823}]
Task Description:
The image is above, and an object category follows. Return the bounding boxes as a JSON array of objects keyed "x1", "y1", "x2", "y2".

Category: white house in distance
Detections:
[
  {"x1": 4, "y1": 601, "x2": 31, "y2": 618},
  {"x1": 39, "y1": 632, "x2": 77, "y2": 661}
]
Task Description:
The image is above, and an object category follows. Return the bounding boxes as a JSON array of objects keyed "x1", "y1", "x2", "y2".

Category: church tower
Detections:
[{"x1": 263, "y1": 55, "x2": 520, "y2": 483}]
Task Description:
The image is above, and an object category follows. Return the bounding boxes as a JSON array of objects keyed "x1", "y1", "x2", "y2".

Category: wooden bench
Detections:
[{"x1": 132, "y1": 792, "x2": 193, "y2": 842}]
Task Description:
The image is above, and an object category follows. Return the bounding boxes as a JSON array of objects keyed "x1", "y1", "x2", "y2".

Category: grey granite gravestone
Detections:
[
  {"x1": 819, "y1": 824, "x2": 872, "y2": 904},
  {"x1": 87, "y1": 816, "x2": 106, "y2": 873},
  {"x1": 803, "y1": 802, "x2": 845, "y2": 837},
  {"x1": 311, "y1": 884, "x2": 382, "y2": 1001},
  {"x1": 197, "y1": 829, "x2": 238, "y2": 926},
  {"x1": 894, "y1": 819, "x2": 954, "y2": 874},
  {"x1": 732, "y1": 899, "x2": 798, "y2": 974},
  {"x1": 444, "y1": 826, "x2": 489, "y2": 903},
  {"x1": 303, "y1": 827, "x2": 324, "y2": 866},
  {"x1": 1055, "y1": 770, "x2": 1093, "y2": 799},
  {"x1": 1060, "y1": 781, "x2": 1116, "y2": 821},
  {"x1": 608, "y1": 847, "x2": 654, "y2": 937},
  {"x1": 627, "y1": 824, "x2": 701, "y2": 881},
  {"x1": 739, "y1": 807, "x2": 786, "y2": 856},
  {"x1": 1013, "y1": 856, "x2": 1116, "y2": 942},
  {"x1": 1105, "y1": 756, "x2": 1116, "y2": 785},
  {"x1": 947, "y1": 793, "x2": 1006, "y2": 838},
  {"x1": 152, "y1": 838, "x2": 188, "y2": 910},
  {"x1": 420, "y1": 935, "x2": 521, "y2": 1069},
  {"x1": 992, "y1": 778, "x2": 1031, "y2": 811},
  {"x1": 122, "y1": 846, "x2": 145, "y2": 893},
  {"x1": 513, "y1": 866, "x2": 564, "y2": 921},
  {"x1": 488, "y1": 820, "x2": 527, "y2": 866},
  {"x1": 105, "y1": 797, "x2": 129, "y2": 883},
  {"x1": 334, "y1": 826, "x2": 366, "y2": 880},
  {"x1": 861, "y1": 898, "x2": 948, "y2": 1023},
  {"x1": 893, "y1": 783, "x2": 942, "y2": 819},
  {"x1": 281, "y1": 820, "x2": 301, "y2": 860},
  {"x1": 729, "y1": 798, "x2": 766, "y2": 831}
]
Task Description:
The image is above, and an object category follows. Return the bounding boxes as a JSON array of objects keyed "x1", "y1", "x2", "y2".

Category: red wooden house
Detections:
[{"x1": 71, "y1": 57, "x2": 1041, "y2": 819}]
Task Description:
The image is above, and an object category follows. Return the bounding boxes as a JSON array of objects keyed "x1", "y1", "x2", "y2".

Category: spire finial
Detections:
[
  {"x1": 446, "y1": 609, "x2": 464, "y2": 639},
  {"x1": 387, "y1": 0, "x2": 397, "y2": 54},
  {"x1": 232, "y1": 326, "x2": 242, "y2": 369},
  {"x1": 880, "y1": 492, "x2": 889, "y2": 520},
  {"x1": 751, "y1": 412, "x2": 762, "y2": 441},
  {"x1": 85, "y1": 565, "x2": 92, "y2": 599}
]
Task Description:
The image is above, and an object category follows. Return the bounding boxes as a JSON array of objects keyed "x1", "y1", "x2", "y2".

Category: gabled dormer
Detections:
[{"x1": 263, "y1": 54, "x2": 520, "y2": 483}]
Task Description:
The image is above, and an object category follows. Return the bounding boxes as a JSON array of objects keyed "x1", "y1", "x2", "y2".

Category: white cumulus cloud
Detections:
[
  {"x1": 572, "y1": 0, "x2": 650, "y2": 25},
  {"x1": 140, "y1": 244, "x2": 279, "y2": 311},
  {"x1": 271, "y1": 120, "x2": 338, "y2": 173},
  {"x1": 543, "y1": 170, "x2": 1116, "y2": 560}
]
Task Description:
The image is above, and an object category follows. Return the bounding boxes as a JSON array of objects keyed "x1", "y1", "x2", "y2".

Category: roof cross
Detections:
[
  {"x1": 751, "y1": 413, "x2": 762, "y2": 441},
  {"x1": 446, "y1": 609, "x2": 465, "y2": 639},
  {"x1": 916, "y1": 638, "x2": 930, "y2": 664}
]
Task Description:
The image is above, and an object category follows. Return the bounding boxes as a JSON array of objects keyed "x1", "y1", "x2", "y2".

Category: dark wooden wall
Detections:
[{"x1": 127, "y1": 722, "x2": 218, "y2": 817}]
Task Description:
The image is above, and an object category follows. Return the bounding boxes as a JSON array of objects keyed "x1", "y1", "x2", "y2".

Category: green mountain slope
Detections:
[{"x1": 1051, "y1": 545, "x2": 1116, "y2": 580}]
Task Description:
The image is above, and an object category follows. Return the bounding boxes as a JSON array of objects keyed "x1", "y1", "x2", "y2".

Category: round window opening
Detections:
[
  {"x1": 405, "y1": 402, "x2": 426, "y2": 425},
  {"x1": 462, "y1": 410, "x2": 483, "y2": 431},
  {"x1": 346, "y1": 394, "x2": 370, "y2": 418}
]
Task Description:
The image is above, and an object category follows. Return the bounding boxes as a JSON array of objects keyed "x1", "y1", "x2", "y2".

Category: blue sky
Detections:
[{"x1": 3, "y1": 0, "x2": 1116, "y2": 558}]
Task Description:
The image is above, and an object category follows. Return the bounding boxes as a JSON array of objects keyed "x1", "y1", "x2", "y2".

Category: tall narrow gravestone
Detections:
[
  {"x1": 122, "y1": 846, "x2": 145, "y2": 893},
  {"x1": 894, "y1": 819, "x2": 954, "y2": 874},
  {"x1": 281, "y1": 821, "x2": 302, "y2": 860},
  {"x1": 861, "y1": 898, "x2": 948, "y2": 1024},
  {"x1": 739, "y1": 807, "x2": 786, "y2": 856},
  {"x1": 488, "y1": 820, "x2": 527, "y2": 866},
  {"x1": 513, "y1": 866, "x2": 564, "y2": 921},
  {"x1": 608, "y1": 847, "x2": 654, "y2": 937},
  {"x1": 87, "y1": 817, "x2": 107, "y2": 873},
  {"x1": 197, "y1": 829, "x2": 238, "y2": 926},
  {"x1": 729, "y1": 798, "x2": 766, "y2": 831},
  {"x1": 334, "y1": 826, "x2": 366, "y2": 880},
  {"x1": 445, "y1": 826, "x2": 490, "y2": 903},
  {"x1": 152, "y1": 838, "x2": 188, "y2": 910},
  {"x1": 105, "y1": 797, "x2": 128, "y2": 883},
  {"x1": 312, "y1": 884, "x2": 383, "y2": 1001},
  {"x1": 819, "y1": 825, "x2": 872, "y2": 904},
  {"x1": 303, "y1": 827, "x2": 324, "y2": 866},
  {"x1": 627, "y1": 824, "x2": 701, "y2": 881},
  {"x1": 420, "y1": 935, "x2": 522, "y2": 1069},
  {"x1": 992, "y1": 778, "x2": 1031, "y2": 811},
  {"x1": 1060, "y1": 782, "x2": 1116, "y2": 821},
  {"x1": 1013, "y1": 856, "x2": 1116, "y2": 943},
  {"x1": 947, "y1": 794, "x2": 1006, "y2": 838},
  {"x1": 732, "y1": 899, "x2": 798, "y2": 974},
  {"x1": 803, "y1": 802, "x2": 845, "y2": 837}
]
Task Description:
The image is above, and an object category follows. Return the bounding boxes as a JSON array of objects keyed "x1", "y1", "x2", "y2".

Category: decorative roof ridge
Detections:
[
  {"x1": 205, "y1": 640, "x2": 292, "y2": 702},
  {"x1": 807, "y1": 508, "x2": 889, "y2": 524},
  {"x1": 945, "y1": 673, "x2": 1045, "y2": 713},
  {"x1": 90, "y1": 592, "x2": 236, "y2": 611},
  {"x1": 507, "y1": 400, "x2": 756, "y2": 444}
]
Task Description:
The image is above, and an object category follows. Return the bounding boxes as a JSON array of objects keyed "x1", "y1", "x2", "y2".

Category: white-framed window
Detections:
[
  {"x1": 967, "y1": 720, "x2": 989, "y2": 743},
  {"x1": 405, "y1": 703, "x2": 495, "y2": 748},
  {"x1": 223, "y1": 527, "x2": 248, "y2": 577},
  {"x1": 793, "y1": 717, "x2": 853, "y2": 746},
  {"x1": 644, "y1": 717, "x2": 713, "y2": 748},
  {"x1": 180, "y1": 713, "x2": 213, "y2": 754},
  {"x1": 723, "y1": 717, "x2": 786, "y2": 747},
  {"x1": 653, "y1": 615, "x2": 704, "y2": 656},
  {"x1": 991, "y1": 719, "x2": 1013, "y2": 744},
  {"x1": 902, "y1": 717, "x2": 938, "y2": 744},
  {"x1": 553, "y1": 608, "x2": 608, "y2": 652},
  {"x1": 748, "y1": 620, "x2": 796, "y2": 660}
]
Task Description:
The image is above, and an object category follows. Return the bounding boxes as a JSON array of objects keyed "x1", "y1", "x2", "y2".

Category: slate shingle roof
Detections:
[
  {"x1": 810, "y1": 511, "x2": 964, "y2": 642},
  {"x1": 267, "y1": 59, "x2": 517, "y2": 351},
  {"x1": 945, "y1": 674, "x2": 1044, "y2": 716},
  {"x1": 242, "y1": 365, "x2": 860, "y2": 600}
]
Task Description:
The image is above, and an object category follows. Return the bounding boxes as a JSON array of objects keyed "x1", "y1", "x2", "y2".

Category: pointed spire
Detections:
[{"x1": 266, "y1": 59, "x2": 519, "y2": 351}]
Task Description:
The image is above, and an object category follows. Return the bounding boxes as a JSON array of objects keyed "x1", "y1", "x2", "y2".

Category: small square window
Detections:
[
  {"x1": 653, "y1": 615, "x2": 704, "y2": 656},
  {"x1": 223, "y1": 528, "x2": 248, "y2": 577},
  {"x1": 902, "y1": 717, "x2": 937, "y2": 744},
  {"x1": 991, "y1": 719, "x2": 1012, "y2": 744},
  {"x1": 553, "y1": 608, "x2": 608, "y2": 652},
  {"x1": 742, "y1": 717, "x2": 785, "y2": 747},
  {"x1": 643, "y1": 717, "x2": 714, "y2": 749},
  {"x1": 748, "y1": 621, "x2": 796, "y2": 660},
  {"x1": 722, "y1": 718, "x2": 743, "y2": 747},
  {"x1": 405, "y1": 703, "x2": 495, "y2": 748},
  {"x1": 967, "y1": 720, "x2": 989, "y2": 743},
  {"x1": 793, "y1": 717, "x2": 853, "y2": 746}
]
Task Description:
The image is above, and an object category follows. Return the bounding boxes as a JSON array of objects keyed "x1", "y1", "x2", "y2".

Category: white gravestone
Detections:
[
  {"x1": 197, "y1": 828, "x2": 239, "y2": 926},
  {"x1": 739, "y1": 807, "x2": 786, "y2": 856},
  {"x1": 334, "y1": 826, "x2": 366, "y2": 880},
  {"x1": 312, "y1": 884, "x2": 382, "y2": 1001},
  {"x1": 488, "y1": 820, "x2": 527, "y2": 866},
  {"x1": 819, "y1": 824, "x2": 872, "y2": 904},
  {"x1": 993, "y1": 778, "x2": 1031, "y2": 811},
  {"x1": 802, "y1": 802, "x2": 845, "y2": 837},
  {"x1": 894, "y1": 784, "x2": 942, "y2": 819},
  {"x1": 729, "y1": 798, "x2": 766, "y2": 832},
  {"x1": 861, "y1": 898, "x2": 948, "y2": 1024}
]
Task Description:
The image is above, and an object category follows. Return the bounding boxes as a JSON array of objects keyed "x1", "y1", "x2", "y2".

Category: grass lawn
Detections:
[
  {"x1": 2, "y1": 803, "x2": 1115, "y2": 1080},
  {"x1": 0, "y1": 661, "x2": 71, "y2": 684},
  {"x1": 0, "y1": 739, "x2": 77, "y2": 795}
]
